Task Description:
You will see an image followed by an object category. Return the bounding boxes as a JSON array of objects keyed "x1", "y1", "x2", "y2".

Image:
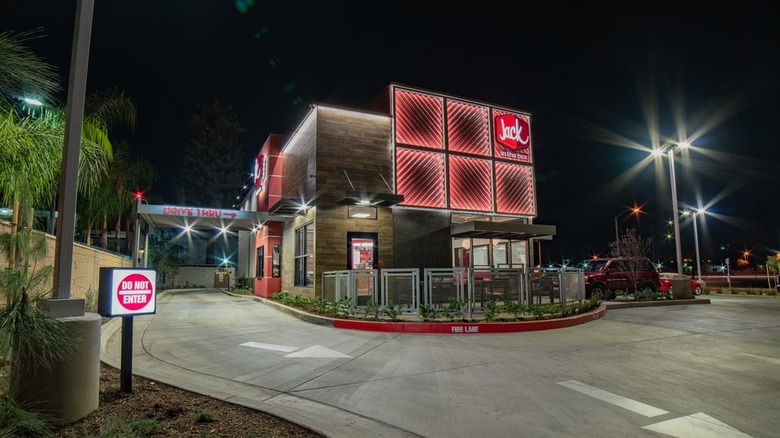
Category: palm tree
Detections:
[
  {"x1": 0, "y1": 29, "x2": 60, "y2": 110},
  {"x1": 75, "y1": 87, "x2": 141, "y2": 251},
  {"x1": 0, "y1": 29, "x2": 118, "y2": 435},
  {"x1": 78, "y1": 139, "x2": 155, "y2": 252},
  {"x1": 113, "y1": 143, "x2": 155, "y2": 253}
]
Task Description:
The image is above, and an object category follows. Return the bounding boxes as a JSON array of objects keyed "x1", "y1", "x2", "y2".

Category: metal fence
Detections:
[
  {"x1": 527, "y1": 267, "x2": 585, "y2": 306},
  {"x1": 321, "y1": 267, "x2": 585, "y2": 317}
]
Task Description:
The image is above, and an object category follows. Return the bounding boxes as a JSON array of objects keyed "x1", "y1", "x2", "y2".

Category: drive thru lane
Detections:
[{"x1": 101, "y1": 291, "x2": 779, "y2": 438}]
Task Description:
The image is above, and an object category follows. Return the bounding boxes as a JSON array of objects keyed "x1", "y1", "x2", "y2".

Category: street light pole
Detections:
[
  {"x1": 692, "y1": 209, "x2": 703, "y2": 283},
  {"x1": 668, "y1": 148, "x2": 684, "y2": 276},
  {"x1": 53, "y1": 0, "x2": 95, "y2": 303}
]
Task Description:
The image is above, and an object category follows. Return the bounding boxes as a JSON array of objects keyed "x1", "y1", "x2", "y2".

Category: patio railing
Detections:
[{"x1": 322, "y1": 267, "x2": 585, "y2": 317}]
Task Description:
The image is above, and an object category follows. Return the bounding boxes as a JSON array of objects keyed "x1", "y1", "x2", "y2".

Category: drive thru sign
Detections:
[{"x1": 98, "y1": 268, "x2": 157, "y2": 317}]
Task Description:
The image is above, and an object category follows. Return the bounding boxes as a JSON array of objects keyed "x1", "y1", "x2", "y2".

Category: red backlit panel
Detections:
[
  {"x1": 492, "y1": 109, "x2": 532, "y2": 163},
  {"x1": 396, "y1": 148, "x2": 446, "y2": 208},
  {"x1": 495, "y1": 162, "x2": 535, "y2": 215},
  {"x1": 394, "y1": 89, "x2": 443, "y2": 150},
  {"x1": 446, "y1": 100, "x2": 490, "y2": 156},
  {"x1": 448, "y1": 156, "x2": 492, "y2": 212}
]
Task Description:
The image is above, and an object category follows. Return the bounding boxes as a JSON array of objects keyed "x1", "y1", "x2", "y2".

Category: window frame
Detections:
[
  {"x1": 256, "y1": 246, "x2": 264, "y2": 278},
  {"x1": 294, "y1": 223, "x2": 314, "y2": 287}
]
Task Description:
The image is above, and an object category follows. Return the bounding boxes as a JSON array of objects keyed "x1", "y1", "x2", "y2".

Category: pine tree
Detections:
[{"x1": 179, "y1": 99, "x2": 245, "y2": 207}]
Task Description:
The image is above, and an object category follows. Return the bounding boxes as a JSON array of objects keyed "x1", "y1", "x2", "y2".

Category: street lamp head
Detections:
[
  {"x1": 22, "y1": 97, "x2": 43, "y2": 106},
  {"x1": 678, "y1": 141, "x2": 691, "y2": 149}
]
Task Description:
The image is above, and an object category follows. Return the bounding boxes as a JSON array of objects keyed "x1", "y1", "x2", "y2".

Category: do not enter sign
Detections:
[
  {"x1": 98, "y1": 268, "x2": 157, "y2": 317},
  {"x1": 118, "y1": 273, "x2": 154, "y2": 311}
]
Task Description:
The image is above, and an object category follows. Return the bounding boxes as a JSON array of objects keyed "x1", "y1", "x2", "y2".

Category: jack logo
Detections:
[
  {"x1": 494, "y1": 114, "x2": 530, "y2": 151},
  {"x1": 254, "y1": 155, "x2": 265, "y2": 188}
]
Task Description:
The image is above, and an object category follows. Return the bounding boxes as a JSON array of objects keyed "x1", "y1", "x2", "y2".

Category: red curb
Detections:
[{"x1": 332, "y1": 304, "x2": 608, "y2": 334}]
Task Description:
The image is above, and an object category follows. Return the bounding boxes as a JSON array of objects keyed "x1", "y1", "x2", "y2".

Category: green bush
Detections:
[
  {"x1": 419, "y1": 303, "x2": 438, "y2": 322},
  {"x1": 502, "y1": 301, "x2": 524, "y2": 320},
  {"x1": 195, "y1": 409, "x2": 216, "y2": 423},
  {"x1": 443, "y1": 298, "x2": 464, "y2": 321},
  {"x1": 382, "y1": 303, "x2": 401, "y2": 321},
  {"x1": 483, "y1": 300, "x2": 498, "y2": 322},
  {"x1": 363, "y1": 299, "x2": 380, "y2": 320}
]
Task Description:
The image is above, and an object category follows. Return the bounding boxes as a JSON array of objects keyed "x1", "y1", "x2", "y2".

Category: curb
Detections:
[
  {"x1": 251, "y1": 294, "x2": 609, "y2": 334},
  {"x1": 604, "y1": 298, "x2": 710, "y2": 309}
]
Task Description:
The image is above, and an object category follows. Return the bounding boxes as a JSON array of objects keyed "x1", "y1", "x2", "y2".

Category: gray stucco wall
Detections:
[{"x1": 392, "y1": 209, "x2": 451, "y2": 270}]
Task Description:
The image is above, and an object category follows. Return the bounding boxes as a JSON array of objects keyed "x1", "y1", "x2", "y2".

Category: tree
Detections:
[
  {"x1": 148, "y1": 228, "x2": 184, "y2": 287},
  {"x1": 767, "y1": 255, "x2": 780, "y2": 289},
  {"x1": 0, "y1": 29, "x2": 82, "y2": 437},
  {"x1": 609, "y1": 227, "x2": 654, "y2": 293},
  {"x1": 0, "y1": 29, "x2": 60, "y2": 110},
  {"x1": 179, "y1": 99, "x2": 245, "y2": 207},
  {"x1": 74, "y1": 86, "x2": 155, "y2": 254},
  {"x1": 76, "y1": 86, "x2": 139, "y2": 250}
]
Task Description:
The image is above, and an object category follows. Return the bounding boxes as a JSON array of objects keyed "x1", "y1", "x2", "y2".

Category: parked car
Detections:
[
  {"x1": 582, "y1": 257, "x2": 661, "y2": 300},
  {"x1": 658, "y1": 273, "x2": 703, "y2": 296}
]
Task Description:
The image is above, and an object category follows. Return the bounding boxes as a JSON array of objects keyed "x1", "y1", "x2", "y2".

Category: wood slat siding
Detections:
[{"x1": 280, "y1": 107, "x2": 395, "y2": 298}]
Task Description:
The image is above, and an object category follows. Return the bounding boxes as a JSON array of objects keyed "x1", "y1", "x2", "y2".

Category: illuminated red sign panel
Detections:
[
  {"x1": 446, "y1": 100, "x2": 490, "y2": 156},
  {"x1": 393, "y1": 87, "x2": 536, "y2": 216},
  {"x1": 495, "y1": 162, "x2": 535, "y2": 215},
  {"x1": 494, "y1": 114, "x2": 530, "y2": 150},
  {"x1": 448, "y1": 156, "x2": 492, "y2": 212},
  {"x1": 394, "y1": 90, "x2": 443, "y2": 150},
  {"x1": 396, "y1": 148, "x2": 445, "y2": 208},
  {"x1": 254, "y1": 155, "x2": 265, "y2": 189},
  {"x1": 492, "y1": 110, "x2": 532, "y2": 163}
]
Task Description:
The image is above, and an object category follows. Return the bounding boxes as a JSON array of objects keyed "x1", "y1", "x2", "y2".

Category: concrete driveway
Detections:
[{"x1": 101, "y1": 290, "x2": 780, "y2": 438}]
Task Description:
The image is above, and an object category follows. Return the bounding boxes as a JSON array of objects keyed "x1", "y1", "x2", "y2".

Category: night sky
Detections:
[{"x1": 2, "y1": 1, "x2": 778, "y2": 265}]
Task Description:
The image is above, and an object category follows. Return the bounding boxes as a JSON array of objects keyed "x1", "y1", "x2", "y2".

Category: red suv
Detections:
[{"x1": 582, "y1": 257, "x2": 661, "y2": 299}]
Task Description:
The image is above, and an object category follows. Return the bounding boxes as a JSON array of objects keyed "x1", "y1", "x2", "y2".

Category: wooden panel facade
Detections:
[
  {"x1": 314, "y1": 107, "x2": 394, "y2": 298},
  {"x1": 279, "y1": 106, "x2": 395, "y2": 298}
]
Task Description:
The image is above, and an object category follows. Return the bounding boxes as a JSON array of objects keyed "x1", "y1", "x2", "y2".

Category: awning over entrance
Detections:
[
  {"x1": 137, "y1": 203, "x2": 282, "y2": 231},
  {"x1": 451, "y1": 221, "x2": 556, "y2": 240}
]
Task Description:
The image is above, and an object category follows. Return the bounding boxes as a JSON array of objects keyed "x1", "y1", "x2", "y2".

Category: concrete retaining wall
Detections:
[{"x1": 0, "y1": 221, "x2": 133, "y2": 301}]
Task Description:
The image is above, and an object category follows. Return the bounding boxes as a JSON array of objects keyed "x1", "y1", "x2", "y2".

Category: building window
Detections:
[
  {"x1": 295, "y1": 224, "x2": 314, "y2": 287},
  {"x1": 473, "y1": 245, "x2": 489, "y2": 267},
  {"x1": 256, "y1": 246, "x2": 264, "y2": 278},
  {"x1": 493, "y1": 242, "x2": 507, "y2": 268},
  {"x1": 272, "y1": 244, "x2": 281, "y2": 277},
  {"x1": 511, "y1": 241, "x2": 527, "y2": 267}
]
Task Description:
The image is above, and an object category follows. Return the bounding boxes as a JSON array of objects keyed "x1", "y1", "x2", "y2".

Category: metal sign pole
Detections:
[{"x1": 120, "y1": 316, "x2": 133, "y2": 393}]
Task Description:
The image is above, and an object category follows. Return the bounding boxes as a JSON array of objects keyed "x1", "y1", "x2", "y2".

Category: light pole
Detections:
[
  {"x1": 684, "y1": 208, "x2": 706, "y2": 282},
  {"x1": 668, "y1": 147, "x2": 684, "y2": 275},
  {"x1": 614, "y1": 206, "x2": 641, "y2": 257},
  {"x1": 652, "y1": 142, "x2": 691, "y2": 275}
]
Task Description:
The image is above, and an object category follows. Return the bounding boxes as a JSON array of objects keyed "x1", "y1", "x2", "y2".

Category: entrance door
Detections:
[
  {"x1": 347, "y1": 232, "x2": 378, "y2": 305},
  {"x1": 347, "y1": 232, "x2": 378, "y2": 270}
]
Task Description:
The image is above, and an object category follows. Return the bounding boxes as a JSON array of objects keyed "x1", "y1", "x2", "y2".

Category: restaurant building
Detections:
[{"x1": 240, "y1": 84, "x2": 556, "y2": 299}]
